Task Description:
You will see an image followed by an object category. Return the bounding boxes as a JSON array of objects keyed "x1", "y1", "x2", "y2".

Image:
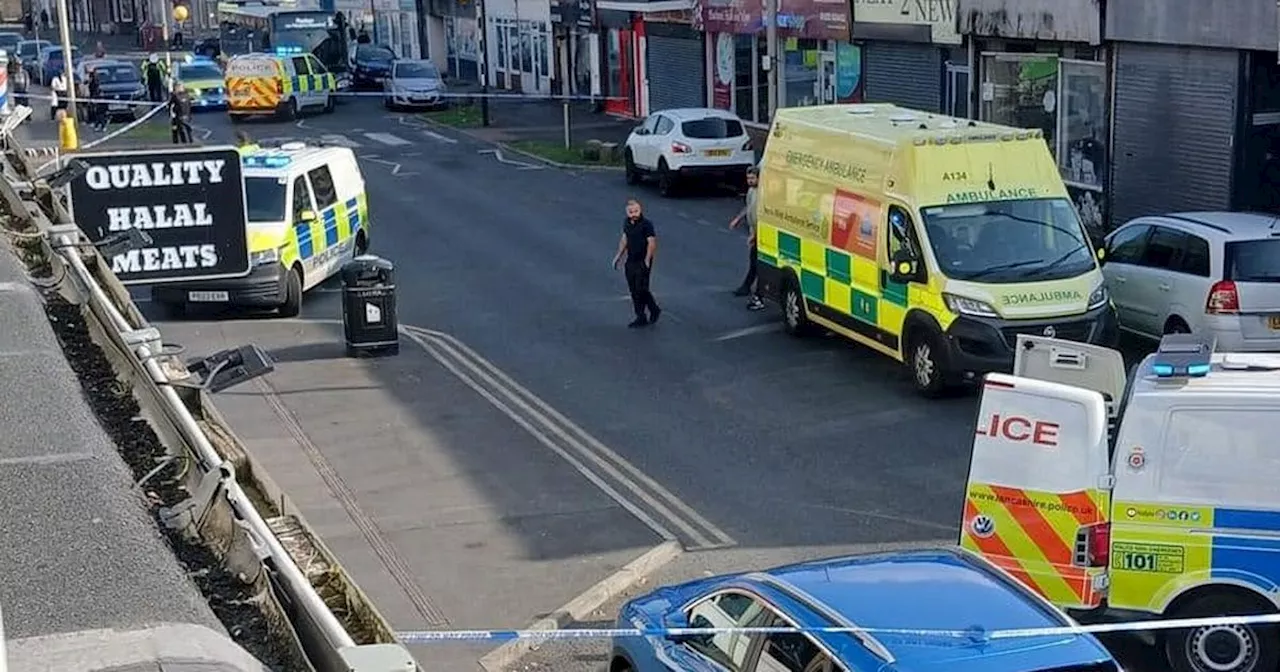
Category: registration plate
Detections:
[
  {"x1": 188, "y1": 291, "x2": 229, "y2": 302},
  {"x1": 108, "y1": 103, "x2": 127, "y2": 110},
  {"x1": 1269, "y1": 316, "x2": 1280, "y2": 331},
  {"x1": 704, "y1": 149, "x2": 731, "y2": 157}
]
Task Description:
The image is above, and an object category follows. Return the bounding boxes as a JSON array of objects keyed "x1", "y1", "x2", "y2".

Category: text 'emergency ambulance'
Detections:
[{"x1": 975, "y1": 413, "x2": 1060, "y2": 447}]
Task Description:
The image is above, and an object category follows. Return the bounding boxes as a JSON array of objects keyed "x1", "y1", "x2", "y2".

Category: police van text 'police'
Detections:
[{"x1": 976, "y1": 413, "x2": 1060, "y2": 447}]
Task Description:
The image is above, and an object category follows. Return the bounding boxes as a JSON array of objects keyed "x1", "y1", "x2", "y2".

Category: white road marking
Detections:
[
  {"x1": 713, "y1": 323, "x2": 782, "y2": 341},
  {"x1": 477, "y1": 148, "x2": 543, "y2": 170},
  {"x1": 420, "y1": 128, "x2": 457, "y2": 144},
  {"x1": 294, "y1": 119, "x2": 308, "y2": 129},
  {"x1": 365, "y1": 132, "x2": 412, "y2": 146},
  {"x1": 358, "y1": 154, "x2": 416, "y2": 177},
  {"x1": 318, "y1": 133, "x2": 362, "y2": 148},
  {"x1": 195, "y1": 125, "x2": 212, "y2": 140}
]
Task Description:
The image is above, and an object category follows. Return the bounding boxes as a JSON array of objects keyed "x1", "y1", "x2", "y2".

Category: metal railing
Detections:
[{"x1": 0, "y1": 137, "x2": 416, "y2": 672}]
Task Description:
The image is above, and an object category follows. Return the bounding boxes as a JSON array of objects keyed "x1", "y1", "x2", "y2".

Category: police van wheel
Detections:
[
  {"x1": 1166, "y1": 593, "x2": 1279, "y2": 672},
  {"x1": 781, "y1": 279, "x2": 812, "y2": 337},
  {"x1": 906, "y1": 328, "x2": 948, "y2": 398},
  {"x1": 283, "y1": 98, "x2": 298, "y2": 121},
  {"x1": 323, "y1": 95, "x2": 335, "y2": 114},
  {"x1": 230, "y1": 114, "x2": 244, "y2": 124},
  {"x1": 280, "y1": 266, "x2": 303, "y2": 318}
]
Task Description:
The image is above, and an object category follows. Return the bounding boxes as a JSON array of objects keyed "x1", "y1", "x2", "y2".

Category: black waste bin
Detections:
[{"x1": 341, "y1": 255, "x2": 399, "y2": 357}]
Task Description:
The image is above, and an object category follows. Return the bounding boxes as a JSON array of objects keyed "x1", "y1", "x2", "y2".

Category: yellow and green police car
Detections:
[{"x1": 175, "y1": 55, "x2": 228, "y2": 110}]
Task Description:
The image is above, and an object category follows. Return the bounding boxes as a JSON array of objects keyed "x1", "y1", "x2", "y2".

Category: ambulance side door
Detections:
[
  {"x1": 961, "y1": 373, "x2": 1111, "y2": 610},
  {"x1": 881, "y1": 202, "x2": 925, "y2": 347}
]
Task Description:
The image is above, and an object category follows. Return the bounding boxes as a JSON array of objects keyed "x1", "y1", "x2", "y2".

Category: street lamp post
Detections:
[
  {"x1": 55, "y1": 0, "x2": 75, "y2": 119},
  {"x1": 475, "y1": 0, "x2": 490, "y2": 126}
]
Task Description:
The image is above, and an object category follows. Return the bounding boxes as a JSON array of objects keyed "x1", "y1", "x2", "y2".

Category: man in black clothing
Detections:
[
  {"x1": 612, "y1": 198, "x2": 662, "y2": 328},
  {"x1": 87, "y1": 68, "x2": 106, "y2": 131},
  {"x1": 168, "y1": 83, "x2": 193, "y2": 144},
  {"x1": 145, "y1": 56, "x2": 166, "y2": 102}
]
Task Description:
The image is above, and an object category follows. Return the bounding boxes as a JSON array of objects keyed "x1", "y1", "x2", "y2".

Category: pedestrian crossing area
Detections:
[{"x1": 257, "y1": 129, "x2": 458, "y2": 150}]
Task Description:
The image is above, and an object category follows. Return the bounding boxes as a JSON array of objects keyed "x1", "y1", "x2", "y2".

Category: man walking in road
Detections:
[
  {"x1": 612, "y1": 198, "x2": 662, "y2": 328},
  {"x1": 729, "y1": 166, "x2": 764, "y2": 310}
]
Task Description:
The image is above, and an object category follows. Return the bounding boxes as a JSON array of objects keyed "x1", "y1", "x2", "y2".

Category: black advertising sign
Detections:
[{"x1": 68, "y1": 147, "x2": 250, "y2": 285}]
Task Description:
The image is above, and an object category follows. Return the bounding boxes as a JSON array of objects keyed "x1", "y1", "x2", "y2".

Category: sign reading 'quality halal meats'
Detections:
[{"x1": 68, "y1": 147, "x2": 250, "y2": 285}]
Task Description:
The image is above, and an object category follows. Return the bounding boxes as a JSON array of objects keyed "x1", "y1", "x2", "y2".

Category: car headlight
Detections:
[
  {"x1": 943, "y1": 292, "x2": 1000, "y2": 318},
  {"x1": 1088, "y1": 284, "x2": 1110, "y2": 310},
  {"x1": 250, "y1": 247, "x2": 281, "y2": 266}
]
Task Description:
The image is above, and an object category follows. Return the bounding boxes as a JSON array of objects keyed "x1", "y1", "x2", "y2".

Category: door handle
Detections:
[{"x1": 1159, "y1": 283, "x2": 1171, "y2": 292}]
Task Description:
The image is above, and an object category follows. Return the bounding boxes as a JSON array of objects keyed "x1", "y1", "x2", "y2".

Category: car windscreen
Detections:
[
  {"x1": 19, "y1": 41, "x2": 47, "y2": 57},
  {"x1": 356, "y1": 45, "x2": 394, "y2": 61},
  {"x1": 47, "y1": 47, "x2": 78, "y2": 60},
  {"x1": 394, "y1": 61, "x2": 437, "y2": 78},
  {"x1": 1226, "y1": 239, "x2": 1280, "y2": 282},
  {"x1": 244, "y1": 177, "x2": 286, "y2": 223},
  {"x1": 96, "y1": 65, "x2": 140, "y2": 83},
  {"x1": 681, "y1": 117, "x2": 744, "y2": 139},
  {"x1": 180, "y1": 64, "x2": 223, "y2": 80},
  {"x1": 920, "y1": 197, "x2": 1096, "y2": 283}
]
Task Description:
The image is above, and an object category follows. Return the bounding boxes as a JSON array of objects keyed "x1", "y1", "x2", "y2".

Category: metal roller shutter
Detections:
[
  {"x1": 646, "y1": 32, "x2": 705, "y2": 111},
  {"x1": 864, "y1": 41, "x2": 942, "y2": 113},
  {"x1": 1110, "y1": 43, "x2": 1239, "y2": 225}
]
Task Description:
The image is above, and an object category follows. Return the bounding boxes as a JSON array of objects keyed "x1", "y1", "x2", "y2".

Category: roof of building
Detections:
[{"x1": 0, "y1": 240, "x2": 264, "y2": 672}]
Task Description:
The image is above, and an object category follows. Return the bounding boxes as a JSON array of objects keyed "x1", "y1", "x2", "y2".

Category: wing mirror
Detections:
[
  {"x1": 633, "y1": 126, "x2": 649, "y2": 136},
  {"x1": 1095, "y1": 246, "x2": 1107, "y2": 266},
  {"x1": 890, "y1": 249, "x2": 919, "y2": 284},
  {"x1": 299, "y1": 209, "x2": 317, "y2": 222},
  {"x1": 662, "y1": 610, "x2": 695, "y2": 643}
]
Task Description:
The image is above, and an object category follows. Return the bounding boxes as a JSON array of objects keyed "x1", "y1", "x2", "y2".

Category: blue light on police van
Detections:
[
  {"x1": 1153, "y1": 364, "x2": 1175, "y2": 377},
  {"x1": 1151, "y1": 333, "x2": 1214, "y2": 378},
  {"x1": 274, "y1": 45, "x2": 304, "y2": 56},
  {"x1": 242, "y1": 154, "x2": 292, "y2": 168}
]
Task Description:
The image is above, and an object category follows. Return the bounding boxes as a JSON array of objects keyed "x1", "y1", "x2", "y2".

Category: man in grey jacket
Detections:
[{"x1": 729, "y1": 166, "x2": 764, "y2": 310}]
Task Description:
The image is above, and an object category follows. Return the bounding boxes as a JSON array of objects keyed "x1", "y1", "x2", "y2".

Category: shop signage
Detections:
[
  {"x1": 852, "y1": 0, "x2": 960, "y2": 44},
  {"x1": 67, "y1": 147, "x2": 250, "y2": 285},
  {"x1": 550, "y1": 0, "x2": 594, "y2": 29},
  {"x1": 695, "y1": 0, "x2": 851, "y2": 40}
]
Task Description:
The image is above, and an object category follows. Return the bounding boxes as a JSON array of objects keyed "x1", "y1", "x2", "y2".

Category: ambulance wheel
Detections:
[
  {"x1": 1166, "y1": 592, "x2": 1279, "y2": 672},
  {"x1": 906, "y1": 327, "x2": 949, "y2": 398},
  {"x1": 323, "y1": 94, "x2": 335, "y2": 114},
  {"x1": 780, "y1": 278, "x2": 813, "y2": 337},
  {"x1": 280, "y1": 265, "x2": 303, "y2": 318}
]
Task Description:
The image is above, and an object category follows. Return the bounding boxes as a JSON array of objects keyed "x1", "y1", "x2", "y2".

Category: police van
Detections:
[
  {"x1": 152, "y1": 143, "x2": 370, "y2": 317},
  {"x1": 960, "y1": 333, "x2": 1280, "y2": 672},
  {"x1": 225, "y1": 47, "x2": 336, "y2": 121}
]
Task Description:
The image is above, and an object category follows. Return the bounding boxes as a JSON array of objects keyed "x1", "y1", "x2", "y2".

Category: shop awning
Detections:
[{"x1": 595, "y1": 0, "x2": 693, "y2": 12}]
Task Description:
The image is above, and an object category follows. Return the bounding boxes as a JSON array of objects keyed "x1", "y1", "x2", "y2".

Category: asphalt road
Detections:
[{"x1": 51, "y1": 94, "x2": 1162, "y2": 671}]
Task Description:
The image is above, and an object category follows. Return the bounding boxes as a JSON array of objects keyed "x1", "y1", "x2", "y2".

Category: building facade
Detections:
[
  {"x1": 481, "y1": 0, "x2": 555, "y2": 94},
  {"x1": 548, "y1": 0, "x2": 596, "y2": 96},
  {"x1": 1106, "y1": 0, "x2": 1280, "y2": 224},
  {"x1": 426, "y1": 0, "x2": 478, "y2": 78},
  {"x1": 853, "y1": 0, "x2": 960, "y2": 114},
  {"x1": 958, "y1": 0, "x2": 1109, "y2": 234}
]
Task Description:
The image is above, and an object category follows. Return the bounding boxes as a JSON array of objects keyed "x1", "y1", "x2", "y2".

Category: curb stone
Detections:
[{"x1": 415, "y1": 114, "x2": 626, "y2": 172}]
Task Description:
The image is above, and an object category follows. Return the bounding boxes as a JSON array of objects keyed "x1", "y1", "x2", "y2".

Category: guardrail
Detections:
[{"x1": 0, "y1": 135, "x2": 417, "y2": 672}]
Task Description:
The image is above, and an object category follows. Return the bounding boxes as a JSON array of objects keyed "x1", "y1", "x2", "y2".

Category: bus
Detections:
[{"x1": 217, "y1": 2, "x2": 353, "y2": 87}]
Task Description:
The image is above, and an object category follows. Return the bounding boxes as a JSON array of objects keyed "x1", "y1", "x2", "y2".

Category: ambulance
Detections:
[
  {"x1": 151, "y1": 143, "x2": 370, "y2": 317},
  {"x1": 755, "y1": 103, "x2": 1118, "y2": 397},
  {"x1": 224, "y1": 47, "x2": 336, "y2": 121},
  {"x1": 961, "y1": 332, "x2": 1280, "y2": 672}
]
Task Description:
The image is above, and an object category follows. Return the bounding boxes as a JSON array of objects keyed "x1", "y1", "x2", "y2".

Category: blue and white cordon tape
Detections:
[{"x1": 394, "y1": 611, "x2": 1280, "y2": 644}]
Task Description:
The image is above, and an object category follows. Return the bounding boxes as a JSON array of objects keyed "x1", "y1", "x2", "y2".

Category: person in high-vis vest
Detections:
[{"x1": 235, "y1": 131, "x2": 260, "y2": 155}]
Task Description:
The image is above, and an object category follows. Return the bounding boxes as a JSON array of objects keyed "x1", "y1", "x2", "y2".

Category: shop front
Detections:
[
  {"x1": 696, "y1": 0, "x2": 853, "y2": 125},
  {"x1": 959, "y1": 0, "x2": 1109, "y2": 235},
  {"x1": 1105, "y1": 0, "x2": 1277, "y2": 224},
  {"x1": 596, "y1": 7, "x2": 644, "y2": 116},
  {"x1": 373, "y1": 0, "x2": 422, "y2": 59},
  {"x1": 852, "y1": 0, "x2": 960, "y2": 114},
  {"x1": 485, "y1": 0, "x2": 554, "y2": 94},
  {"x1": 549, "y1": 0, "x2": 597, "y2": 96},
  {"x1": 428, "y1": 0, "x2": 478, "y2": 80},
  {"x1": 643, "y1": 11, "x2": 703, "y2": 111}
]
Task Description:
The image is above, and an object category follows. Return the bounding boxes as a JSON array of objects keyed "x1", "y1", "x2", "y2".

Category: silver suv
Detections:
[{"x1": 1102, "y1": 211, "x2": 1280, "y2": 351}]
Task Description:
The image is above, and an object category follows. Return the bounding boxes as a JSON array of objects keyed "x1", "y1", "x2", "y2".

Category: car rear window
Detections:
[
  {"x1": 1226, "y1": 239, "x2": 1280, "y2": 282},
  {"x1": 682, "y1": 117, "x2": 743, "y2": 139}
]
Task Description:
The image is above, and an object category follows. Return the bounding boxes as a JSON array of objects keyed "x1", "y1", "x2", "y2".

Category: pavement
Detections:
[
  {"x1": 0, "y1": 214, "x2": 261, "y2": 670},
  {"x1": 20, "y1": 87, "x2": 1163, "y2": 671}
]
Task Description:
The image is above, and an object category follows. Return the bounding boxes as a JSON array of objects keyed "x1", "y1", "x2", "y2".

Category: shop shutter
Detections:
[
  {"x1": 864, "y1": 41, "x2": 942, "y2": 113},
  {"x1": 646, "y1": 32, "x2": 705, "y2": 112},
  {"x1": 1110, "y1": 43, "x2": 1238, "y2": 226}
]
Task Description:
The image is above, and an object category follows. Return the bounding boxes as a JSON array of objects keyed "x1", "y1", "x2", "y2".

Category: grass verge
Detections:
[
  {"x1": 421, "y1": 103, "x2": 484, "y2": 128},
  {"x1": 506, "y1": 140, "x2": 622, "y2": 167}
]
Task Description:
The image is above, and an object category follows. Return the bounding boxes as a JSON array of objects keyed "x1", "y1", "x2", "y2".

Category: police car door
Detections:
[
  {"x1": 291, "y1": 175, "x2": 321, "y2": 285},
  {"x1": 290, "y1": 56, "x2": 314, "y2": 108},
  {"x1": 961, "y1": 370, "x2": 1111, "y2": 610}
]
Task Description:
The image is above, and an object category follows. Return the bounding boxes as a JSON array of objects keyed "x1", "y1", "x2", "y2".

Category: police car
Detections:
[
  {"x1": 962, "y1": 332, "x2": 1280, "y2": 672},
  {"x1": 151, "y1": 143, "x2": 369, "y2": 317},
  {"x1": 174, "y1": 55, "x2": 227, "y2": 110},
  {"x1": 613, "y1": 547, "x2": 1121, "y2": 672}
]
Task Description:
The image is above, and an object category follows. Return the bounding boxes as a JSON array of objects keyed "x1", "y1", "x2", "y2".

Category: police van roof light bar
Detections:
[
  {"x1": 274, "y1": 45, "x2": 304, "y2": 56},
  {"x1": 242, "y1": 153, "x2": 292, "y2": 168},
  {"x1": 1152, "y1": 333, "x2": 1214, "y2": 378}
]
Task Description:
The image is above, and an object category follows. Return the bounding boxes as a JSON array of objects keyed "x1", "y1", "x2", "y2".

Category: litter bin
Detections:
[{"x1": 341, "y1": 255, "x2": 399, "y2": 357}]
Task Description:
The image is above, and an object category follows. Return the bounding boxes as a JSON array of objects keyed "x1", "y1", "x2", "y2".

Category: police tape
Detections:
[
  {"x1": 394, "y1": 611, "x2": 1280, "y2": 644},
  {"x1": 80, "y1": 101, "x2": 169, "y2": 150},
  {"x1": 15, "y1": 90, "x2": 625, "y2": 106}
]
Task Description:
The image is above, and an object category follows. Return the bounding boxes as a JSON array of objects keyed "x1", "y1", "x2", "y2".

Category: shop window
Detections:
[
  {"x1": 980, "y1": 53, "x2": 1058, "y2": 147},
  {"x1": 756, "y1": 33, "x2": 769, "y2": 123},
  {"x1": 535, "y1": 25, "x2": 548, "y2": 78},
  {"x1": 607, "y1": 29, "x2": 621, "y2": 98},
  {"x1": 1058, "y1": 59, "x2": 1107, "y2": 190},
  {"x1": 783, "y1": 38, "x2": 820, "y2": 108},
  {"x1": 518, "y1": 21, "x2": 532, "y2": 73},
  {"x1": 734, "y1": 34, "x2": 754, "y2": 122},
  {"x1": 496, "y1": 19, "x2": 508, "y2": 71}
]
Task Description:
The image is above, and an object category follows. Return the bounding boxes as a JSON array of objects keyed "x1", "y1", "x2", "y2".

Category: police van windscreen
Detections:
[
  {"x1": 921, "y1": 197, "x2": 1096, "y2": 283},
  {"x1": 682, "y1": 117, "x2": 744, "y2": 139},
  {"x1": 244, "y1": 178, "x2": 286, "y2": 223},
  {"x1": 1226, "y1": 239, "x2": 1280, "y2": 282}
]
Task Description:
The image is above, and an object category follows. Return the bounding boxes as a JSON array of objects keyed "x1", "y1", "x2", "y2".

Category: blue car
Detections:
[{"x1": 611, "y1": 547, "x2": 1120, "y2": 672}]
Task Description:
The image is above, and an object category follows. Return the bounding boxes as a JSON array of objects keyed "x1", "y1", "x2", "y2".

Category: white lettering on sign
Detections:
[
  {"x1": 107, "y1": 203, "x2": 215, "y2": 231},
  {"x1": 111, "y1": 245, "x2": 218, "y2": 274},
  {"x1": 976, "y1": 413, "x2": 1060, "y2": 447},
  {"x1": 84, "y1": 160, "x2": 227, "y2": 190},
  {"x1": 852, "y1": 0, "x2": 959, "y2": 43}
]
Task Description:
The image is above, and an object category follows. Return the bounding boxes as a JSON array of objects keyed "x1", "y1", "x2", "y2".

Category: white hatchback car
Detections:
[
  {"x1": 1102, "y1": 211, "x2": 1280, "y2": 350},
  {"x1": 622, "y1": 107, "x2": 754, "y2": 197}
]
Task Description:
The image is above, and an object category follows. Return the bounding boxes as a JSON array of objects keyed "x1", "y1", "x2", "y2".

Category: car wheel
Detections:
[
  {"x1": 906, "y1": 328, "x2": 949, "y2": 398},
  {"x1": 279, "y1": 265, "x2": 303, "y2": 318},
  {"x1": 624, "y1": 149, "x2": 640, "y2": 185},
  {"x1": 1164, "y1": 316, "x2": 1191, "y2": 335},
  {"x1": 781, "y1": 278, "x2": 812, "y2": 337},
  {"x1": 1166, "y1": 593, "x2": 1279, "y2": 672},
  {"x1": 657, "y1": 159, "x2": 676, "y2": 198}
]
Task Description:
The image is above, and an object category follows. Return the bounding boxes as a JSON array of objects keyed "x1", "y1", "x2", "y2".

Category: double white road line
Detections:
[{"x1": 400, "y1": 325, "x2": 736, "y2": 551}]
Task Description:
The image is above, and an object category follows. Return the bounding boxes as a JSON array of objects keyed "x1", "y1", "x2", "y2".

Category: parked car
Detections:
[
  {"x1": 1101, "y1": 211, "x2": 1280, "y2": 350},
  {"x1": 0, "y1": 31, "x2": 23, "y2": 58},
  {"x1": 17, "y1": 39, "x2": 50, "y2": 80},
  {"x1": 611, "y1": 547, "x2": 1122, "y2": 672},
  {"x1": 623, "y1": 107, "x2": 755, "y2": 197},
  {"x1": 352, "y1": 43, "x2": 395, "y2": 89},
  {"x1": 75, "y1": 60, "x2": 146, "y2": 122},
  {"x1": 383, "y1": 59, "x2": 446, "y2": 110},
  {"x1": 38, "y1": 45, "x2": 80, "y2": 86}
]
